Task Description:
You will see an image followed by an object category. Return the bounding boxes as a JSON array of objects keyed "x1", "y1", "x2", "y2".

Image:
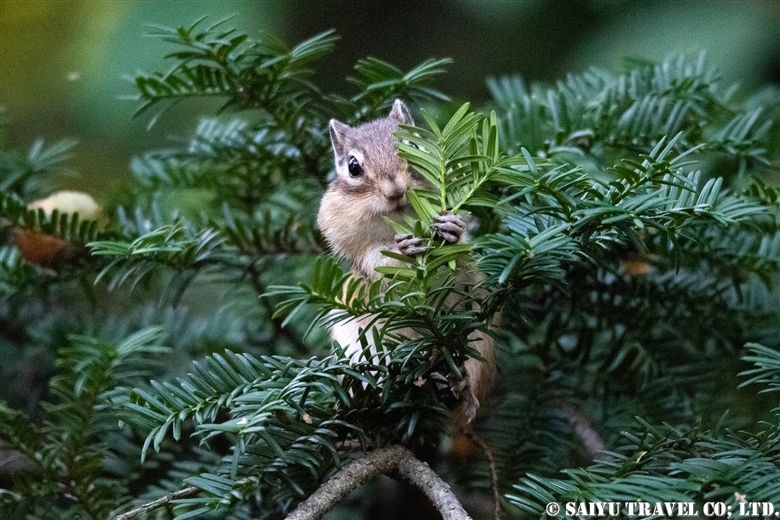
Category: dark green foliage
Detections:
[
  {"x1": 1, "y1": 18, "x2": 779, "y2": 520},
  {"x1": 134, "y1": 18, "x2": 338, "y2": 122},
  {"x1": 0, "y1": 136, "x2": 78, "y2": 199},
  {"x1": 118, "y1": 351, "x2": 356, "y2": 516},
  {"x1": 0, "y1": 328, "x2": 169, "y2": 519},
  {"x1": 488, "y1": 52, "x2": 777, "y2": 165},
  {"x1": 348, "y1": 56, "x2": 452, "y2": 114},
  {"x1": 508, "y1": 343, "x2": 780, "y2": 517},
  {"x1": 740, "y1": 342, "x2": 780, "y2": 398},
  {"x1": 508, "y1": 418, "x2": 780, "y2": 517}
]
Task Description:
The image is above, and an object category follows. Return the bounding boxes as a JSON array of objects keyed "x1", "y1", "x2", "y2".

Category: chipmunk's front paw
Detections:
[
  {"x1": 461, "y1": 390, "x2": 480, "y2": 424},
  {"x1": 395, "y1": 234, "x2": 429, "y2": 256},
  {"x1": 433, "y1": 213, "x2": 466, "y2": 243}
]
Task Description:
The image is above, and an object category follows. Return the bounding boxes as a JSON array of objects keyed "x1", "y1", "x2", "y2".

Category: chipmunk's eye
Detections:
[{"x1": 348, "y1": 156, "x2": 363, "y2": 178}]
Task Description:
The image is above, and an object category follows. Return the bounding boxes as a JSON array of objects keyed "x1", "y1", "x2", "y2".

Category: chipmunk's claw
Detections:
[
  {"x1": 433, "y1": 213, "x2": 466, "y2": 243},
  {"x1": 461, "y1": 390, "x2": 479, "y2": 424},
  {"x1": 395, "y1": 234, "x2": 429, "y2": 256}
]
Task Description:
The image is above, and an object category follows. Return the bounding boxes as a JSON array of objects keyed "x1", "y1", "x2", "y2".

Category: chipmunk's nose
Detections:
[{"x1": 382, "y1": 177, "x2": 406, "y2": 201}]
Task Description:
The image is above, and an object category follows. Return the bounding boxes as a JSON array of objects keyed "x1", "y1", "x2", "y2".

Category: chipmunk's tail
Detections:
[
  {"x1": 451, "y1": 424, "x2": 502, "y2": 520},
  {"x1": 471, "y1": 428, "x2": 501, "y2": 520}
]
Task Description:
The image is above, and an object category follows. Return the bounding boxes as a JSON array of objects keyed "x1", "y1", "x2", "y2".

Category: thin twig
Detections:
[
  {"x1": 246, "y1": 260, "x2": 309, "y2": 354},
  {"x1": 112, "y1": 486, "x2": 199, "y2": 520},
  {"x1": 286, "y1": 445, "x2": 471, "y2": 520}
]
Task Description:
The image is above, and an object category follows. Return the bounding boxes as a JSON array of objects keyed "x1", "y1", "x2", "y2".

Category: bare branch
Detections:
[
  {"x1": 558, "y1": 401, "x2": 605, "y2": 460},
  {"x1": 396, "y1": 448, "x2": 474, "y2": 520},
  {"x1": 111, "y1": 486, "x2": 199, "y2": 520},
  {"x1": 286, "y1": 444, "x2": 472, "y2": 520}
]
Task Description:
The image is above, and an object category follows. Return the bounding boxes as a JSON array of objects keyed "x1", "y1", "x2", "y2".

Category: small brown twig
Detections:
[
  {"x1": 112, "y1": 486, "x2": 199, "y2": 520},
  {"x1": 286, "y1": 444, "x2": 472, "y2": 520}
]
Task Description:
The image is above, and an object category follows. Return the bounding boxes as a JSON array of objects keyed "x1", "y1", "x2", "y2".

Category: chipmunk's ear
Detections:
[
  {"x1": 389, "y1": 99, "x2": 414, "y2": 126},
  {"x1": 328, "y1": 119, "x2": 351, "y2": 158}
]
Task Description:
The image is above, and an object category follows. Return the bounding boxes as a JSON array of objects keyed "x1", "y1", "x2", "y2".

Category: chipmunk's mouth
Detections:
[
  {"x1": 379, "y1": 194, "x2": 408, "y2": 213},
  {"x1": 387, "y1": 199, "x2": 413, "y2": 216},
  {"x1": 392, "y1": 201, "x2": 409, "y2": 212},
  {"x1": 374, "y1": 199, "x2": 410, "y2": 219}
]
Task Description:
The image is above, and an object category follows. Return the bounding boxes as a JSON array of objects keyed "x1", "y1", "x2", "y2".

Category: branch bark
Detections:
[
  {"x1": 286, "y1": 444, "x2": 472, "y2": 520},
  {"x1": 111, "y1": 486, "x2": 199, "y2": 520},
  {"x1": 557, "y1": 400, "x2": 605, "y2": 460}
]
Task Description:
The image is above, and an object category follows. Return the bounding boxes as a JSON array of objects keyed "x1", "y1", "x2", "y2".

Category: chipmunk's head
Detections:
[{"x1": 325, "y1": 99, "x2": 422, "y2": 217}]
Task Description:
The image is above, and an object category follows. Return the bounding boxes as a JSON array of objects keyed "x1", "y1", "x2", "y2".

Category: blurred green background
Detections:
[{"x1": 1, "y1": 0, "x2": 778, "y2": 200}]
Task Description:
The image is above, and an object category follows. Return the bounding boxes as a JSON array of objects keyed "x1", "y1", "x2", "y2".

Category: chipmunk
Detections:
[{"x1": 317, "y1": 100, "x2": 495, "y2": 424}]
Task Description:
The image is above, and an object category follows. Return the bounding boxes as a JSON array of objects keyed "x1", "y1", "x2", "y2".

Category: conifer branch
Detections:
[
  {"x1": 286, "y1": 445, "x2": 471, "y2": 520},
  {"x1": 112, "y1": 486, "x2": 199, "y2": 520}
]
